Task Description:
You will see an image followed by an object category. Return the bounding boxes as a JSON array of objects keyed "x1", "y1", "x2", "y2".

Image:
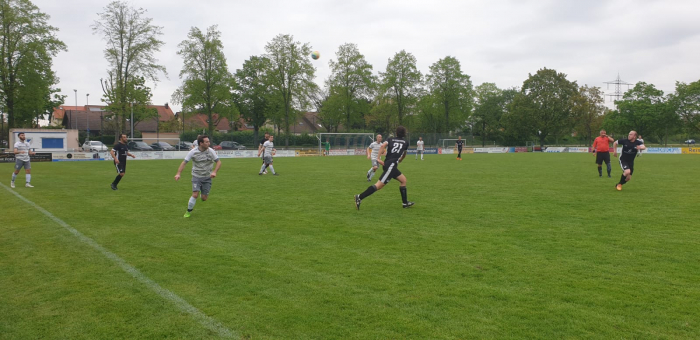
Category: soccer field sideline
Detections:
[{"x1": 1, "y1": 154, "x2": 699, "y2": 339}]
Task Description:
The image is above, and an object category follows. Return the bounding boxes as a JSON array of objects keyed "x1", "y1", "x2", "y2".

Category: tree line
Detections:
[{"x1": 2, "y1": 0, "x2": 698, "y2": 147}]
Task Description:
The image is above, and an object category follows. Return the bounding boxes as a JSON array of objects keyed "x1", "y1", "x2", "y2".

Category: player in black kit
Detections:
[
  {"x1": 355, "y1": 126, "x2": 414, "y2": 209},
  {"x1": 613, "y1": 130, "x2": 646, "y2": 191},
  {"x1": 109, "y1": 134, "x2": 136, "y2": 190},
  {"x1": 456, "y1": 136, "x2": 464, "y2": 160}
]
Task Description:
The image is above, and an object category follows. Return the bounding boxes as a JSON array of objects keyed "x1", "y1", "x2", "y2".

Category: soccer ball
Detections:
[{"x1": 311, "y1": 51, "x2": 320, "y2": 60}]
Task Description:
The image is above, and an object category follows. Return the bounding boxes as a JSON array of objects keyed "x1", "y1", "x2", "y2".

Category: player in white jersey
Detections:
[
  {"x1": 366, "y1": 134, "x2": 383, "y2": 181},
  {"x1": 258, "y1": 135, "x2": 279, "y2": 176},
  {"x1": 11, "y1": 132, "x2": 35, "y2": 188},
  {"x1": 191, "y1": 135, "x2": 201, "y2": 150},
  {"x1": 175, "y1": 135, "x2": 221, "y2": 218},
  {"x1": 416, "y1": 137, "x2": 424, "y2": 160}
]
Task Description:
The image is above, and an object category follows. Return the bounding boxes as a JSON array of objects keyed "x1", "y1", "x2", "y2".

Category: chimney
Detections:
[{"x1": 165, "y1": 103, "x2": 169, "y2": 109}]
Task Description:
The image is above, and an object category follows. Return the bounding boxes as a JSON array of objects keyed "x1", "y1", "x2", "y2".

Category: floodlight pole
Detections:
[
  {"x1": 130, "y1": 103, "x2": 134, "y2": 138},
  {"x1": 86, "y1": 93, "x2": 90, "y2": 142}
]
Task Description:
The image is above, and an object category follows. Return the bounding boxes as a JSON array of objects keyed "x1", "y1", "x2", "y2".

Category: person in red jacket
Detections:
[{"x1": 592, "y1": 130, "x2": 615, "y2": 177}]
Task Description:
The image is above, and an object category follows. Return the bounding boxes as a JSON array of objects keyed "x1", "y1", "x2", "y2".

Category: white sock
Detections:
[
  {"x1": 187, "y1": 197, "x2": 196, "y2": 211},
  {"x1": 268, "y1": 165, "x2": 276, "y2": 174},
  {"x1": 12, "y1": 173, "x2": 17, "y2": 182},
  {"x1": 26, "y1": 174, "x2": 31, "y2": 183},
  {"x1": 369, "y1": 169, "x2": 376, "y2": 181},
  {"x1": 260, "y1": 163, "x2": 267, "y2": 173}
]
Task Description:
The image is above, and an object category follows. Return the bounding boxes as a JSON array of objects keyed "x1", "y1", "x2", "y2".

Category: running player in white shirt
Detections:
[
  {"x1": 174, "y1": 135, "x2": 222, "y2": 218},
  {"x1": 366, "y1": 134, "x2": 383, "y2": 181},
  {"x1": 258, "y1": 135, "x2": 279, "y2": 176},
  {"x1": 11, "y1": 132, "x2": 35, "y2": 188},
  {"x1": 416, "y1": 137, "x2": 424, "y2": 160}
]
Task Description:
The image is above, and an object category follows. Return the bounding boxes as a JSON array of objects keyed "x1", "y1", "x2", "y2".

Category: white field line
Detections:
[{"x1": 1, "y1": 182, "x2": 235, "y2": 338}]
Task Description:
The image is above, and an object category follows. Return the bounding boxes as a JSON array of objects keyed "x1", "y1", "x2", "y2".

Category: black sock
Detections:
[
  {"x1": 598, "y1": 167, "x2": 602, "y2": 176},
  {"x1": 606, "y1": 164, "x2": 611, "y2": 176},
  {"x1": 619, "y1": 174, "x2": 627, "y2": 185},
  {"x1": 359, "y1": 185, "x2": 377, "y2": 200},
  {"x1": 113, "y1": 175, "x2": 122, "y2": 185},
  {"x1": 400, "y1": 186, "x2": 408, "y2": 204}
]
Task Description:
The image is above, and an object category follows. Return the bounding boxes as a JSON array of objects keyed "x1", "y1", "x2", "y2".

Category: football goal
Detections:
[{"x1": 317, "y1": 133, "x2": 375, "y2": 156}]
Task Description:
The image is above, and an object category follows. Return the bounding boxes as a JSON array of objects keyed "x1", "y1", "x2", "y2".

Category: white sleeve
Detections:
[
  {"x1": 209, "y1": 147, "x2": 219, "y2": 160},
  {"x1": 184, "y1": 148, "x2": 196, "y2": 162}
]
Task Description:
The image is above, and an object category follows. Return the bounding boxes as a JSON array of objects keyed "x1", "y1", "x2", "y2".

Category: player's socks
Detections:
[
  {"x1": 359, "y1": 185, "x2": 377, "y2": 199},
  {"x1": 259, "y1": 163, "x2": 267, "y2": 174},
  {"x1": 188, "y1": 197, "x2": 196, "y2": 211},
  {"x1": 268, "y1": 165, "x2": 276, "y2": 175},
  {"x1": 113, "y1": 175, "x2": 122, "y2": 186},
  {"x1": 26, "y1": 174, "x2": 31, "y2": 183},
  {"x1": 367, "y1": 168, "x2": 372, "y2": 179},
  {"x1": 606, "y1": 163, "x2": 611, "y2": 176},
  {"x1": 399, "y1": 186, "x2": 408, "y2": 204},
  {"x1": 619, "y1": 174, "x2": 627, "y2": 185},
  {"x1": 369, "y1": 170, "x2": 376, "y2": 181},
  {"x1": 598, "y1": 167, "x2": 602, "y2": 176},
  {"x1": 12, "y1": 173, "x2": 17, "y2": 182}
]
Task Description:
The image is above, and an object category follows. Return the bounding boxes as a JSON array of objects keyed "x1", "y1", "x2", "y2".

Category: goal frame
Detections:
[{"x1": 317, "y1": 133, "x2": 374, "y2": 156}]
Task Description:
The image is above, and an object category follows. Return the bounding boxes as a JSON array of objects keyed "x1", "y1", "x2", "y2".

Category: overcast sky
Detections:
[{"x1": 36, "y1": 0, "x2": 700, "y2": 112}]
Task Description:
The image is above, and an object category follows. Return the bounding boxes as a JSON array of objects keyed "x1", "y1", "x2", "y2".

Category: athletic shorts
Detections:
[
  {"x1": 14, "y1": 159, "x2": 30, "y2": 170},
  {"x1": 371, "y1": 159, "x2": 379, "y2": 167},
  {"x1": 619, "y1": 159, "x2": 635, "y2": 175},
  {"x1": 379, "y1": 161, "x2": 402, "y2": 184},
  {"x1": 263, "y1": 155, "x2": 273, "y2": 165},
  {"x1": 192, "y1": 176, "x2": 212, "y2": 195},
  {"x1": 114, "y1": 160, "x2": 126, "y2": 173},
  {"x1": 417, "y1": 150, "x2": 423, "y2": 154},
  {"x1": 595, "y1": 152, "x2": 610, "y2": 165}
]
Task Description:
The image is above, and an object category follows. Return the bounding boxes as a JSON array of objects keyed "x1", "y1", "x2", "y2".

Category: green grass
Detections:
[{"x1": 1, "y1": 153, "x2": 699, "y2": 339}]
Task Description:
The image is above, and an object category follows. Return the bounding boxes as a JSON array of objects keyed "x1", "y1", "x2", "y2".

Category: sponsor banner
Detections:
[
  {"x1": 568, "y1": 147, "x2": 590, "y2": 153},
  {"x1": 354, "y1": 148, "x2": 366, "y2": 156},
  {"x1": 511, "y1": 147, "x2": 528, "y2": 153},
  {"x1": 328, "y1": 149, "x2": 348, "y2": 156},
  {"x1": 440, "y1": 148, "x2": 453, "y2": 154},
  {"x1": 52, "y1": 152, "x2": 104, "y2": 161},
  {"x1": 682, "y1": 147, "x2": 700, "y2": 154},
  {"x1": 296, "y1": 149, "x2": 320, "y2": 156},
  {"x1": 0, "y1": 152, "x2": 15, "y2": 163},
  {"x1": 0, "y1": 152, "x2": 49, "y2": 162},
  {"x1": 474, "y1": 147, "x2": 509, "y2": 153},
  {"x1": 407, "y1": 148, "x2": 439, "y2": 154},
  {"x1": 645, "y1": 147, "x2": 682, "y2": 154},
  {"x1": 217, "y1": 150, "x2": 258, "y2": 159},
  {"x1": 545, "y1": 147, "x2": 566, "y2": 153}
]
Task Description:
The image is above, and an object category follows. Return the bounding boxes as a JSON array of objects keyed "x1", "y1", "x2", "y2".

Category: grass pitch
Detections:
[{"x1": 1, "y1": 153, "x2": 699, "y2": 339}]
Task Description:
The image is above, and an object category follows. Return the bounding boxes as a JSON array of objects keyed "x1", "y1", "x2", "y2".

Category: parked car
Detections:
[
  {"x1": 176, "y1": 141, "x2": 193, "y2": 150},
  {"x1": 150, "y1": 142, "x2": 177, "y2": 151},
  {"x1": 209, "y1": 143, "x2": 222, "y2": 151},
  {"x1": 685, "y1": 139, "x2": 696, "y2": 145},
  {"x1": 127, "y1": 141, "x2": 154, "y2": 151},
  {"x1": 219, "y1": 141, "x2": 246, "y2": 150},
  {"x1": 82, "y1": 141, "x2": 108, "y2": 152}
]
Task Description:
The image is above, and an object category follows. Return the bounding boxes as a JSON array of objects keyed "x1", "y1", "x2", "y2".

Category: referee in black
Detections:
[
  {"x1": 110, "y1": 134, "x2": 136, "y2": 190},
  {"x1": 456, "y1": 136, "x2": 464, "y2": 160}
]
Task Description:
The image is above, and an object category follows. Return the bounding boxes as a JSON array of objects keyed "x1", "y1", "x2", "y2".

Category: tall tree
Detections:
[
  {"x1": 233, "y1": 55, "x2": 272, "y2": 142},
  {"x1": 508, "y1": 68, "x2": 578, "y2": 147},
  {"x1": 669, "y1": 80, "x2": 700, "y2": 139},
  {"x1": 379, "y1": 50, "x2": 422, "y2": 125},
  {"x1": 327, "y1": 43, "x2": 376, "y2": 129},
  {"x1": 425, "y1": 56, "x2": 472, "y2": 132},
  {"x1": 571, "y1": 85, "x2": 606, "y2": 145},
  {"x1": 93, "y1": 0, "x2": 166, "y2": 136},
  {"x1": 265, "y1": 34, "x2": 316, "y2": 148},
  {"x1": 172, "y1": 25, "x2": 234, "y2": 135},
  {"x1": 473, "y1": 83, "x2": 502, "y2": 146},
  {"x1": 0, "y1": 0, "x2": 65, "y2": 129},
  {"x1": 608, "y1": 82, "x2": 665, "y2": 139}
]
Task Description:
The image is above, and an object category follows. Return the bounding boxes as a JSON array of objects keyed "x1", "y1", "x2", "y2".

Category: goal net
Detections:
[{"x1": 317, "y1": 133, "x2": 375, "y2": 156}]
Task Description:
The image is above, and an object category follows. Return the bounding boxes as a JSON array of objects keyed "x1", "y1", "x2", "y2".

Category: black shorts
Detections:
[
  {"x1": 595, "y1": 152, "x2": 610, "y2": 165},
  {"x1": 114, "y1": 160, "x2": 126, "y2": 174},
  {"x1": 379, "y1": 161, "x2": 402, "y2": 184},
  {"x1": 619, "y1": 158, "x2": 634, "y2": 175}
]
